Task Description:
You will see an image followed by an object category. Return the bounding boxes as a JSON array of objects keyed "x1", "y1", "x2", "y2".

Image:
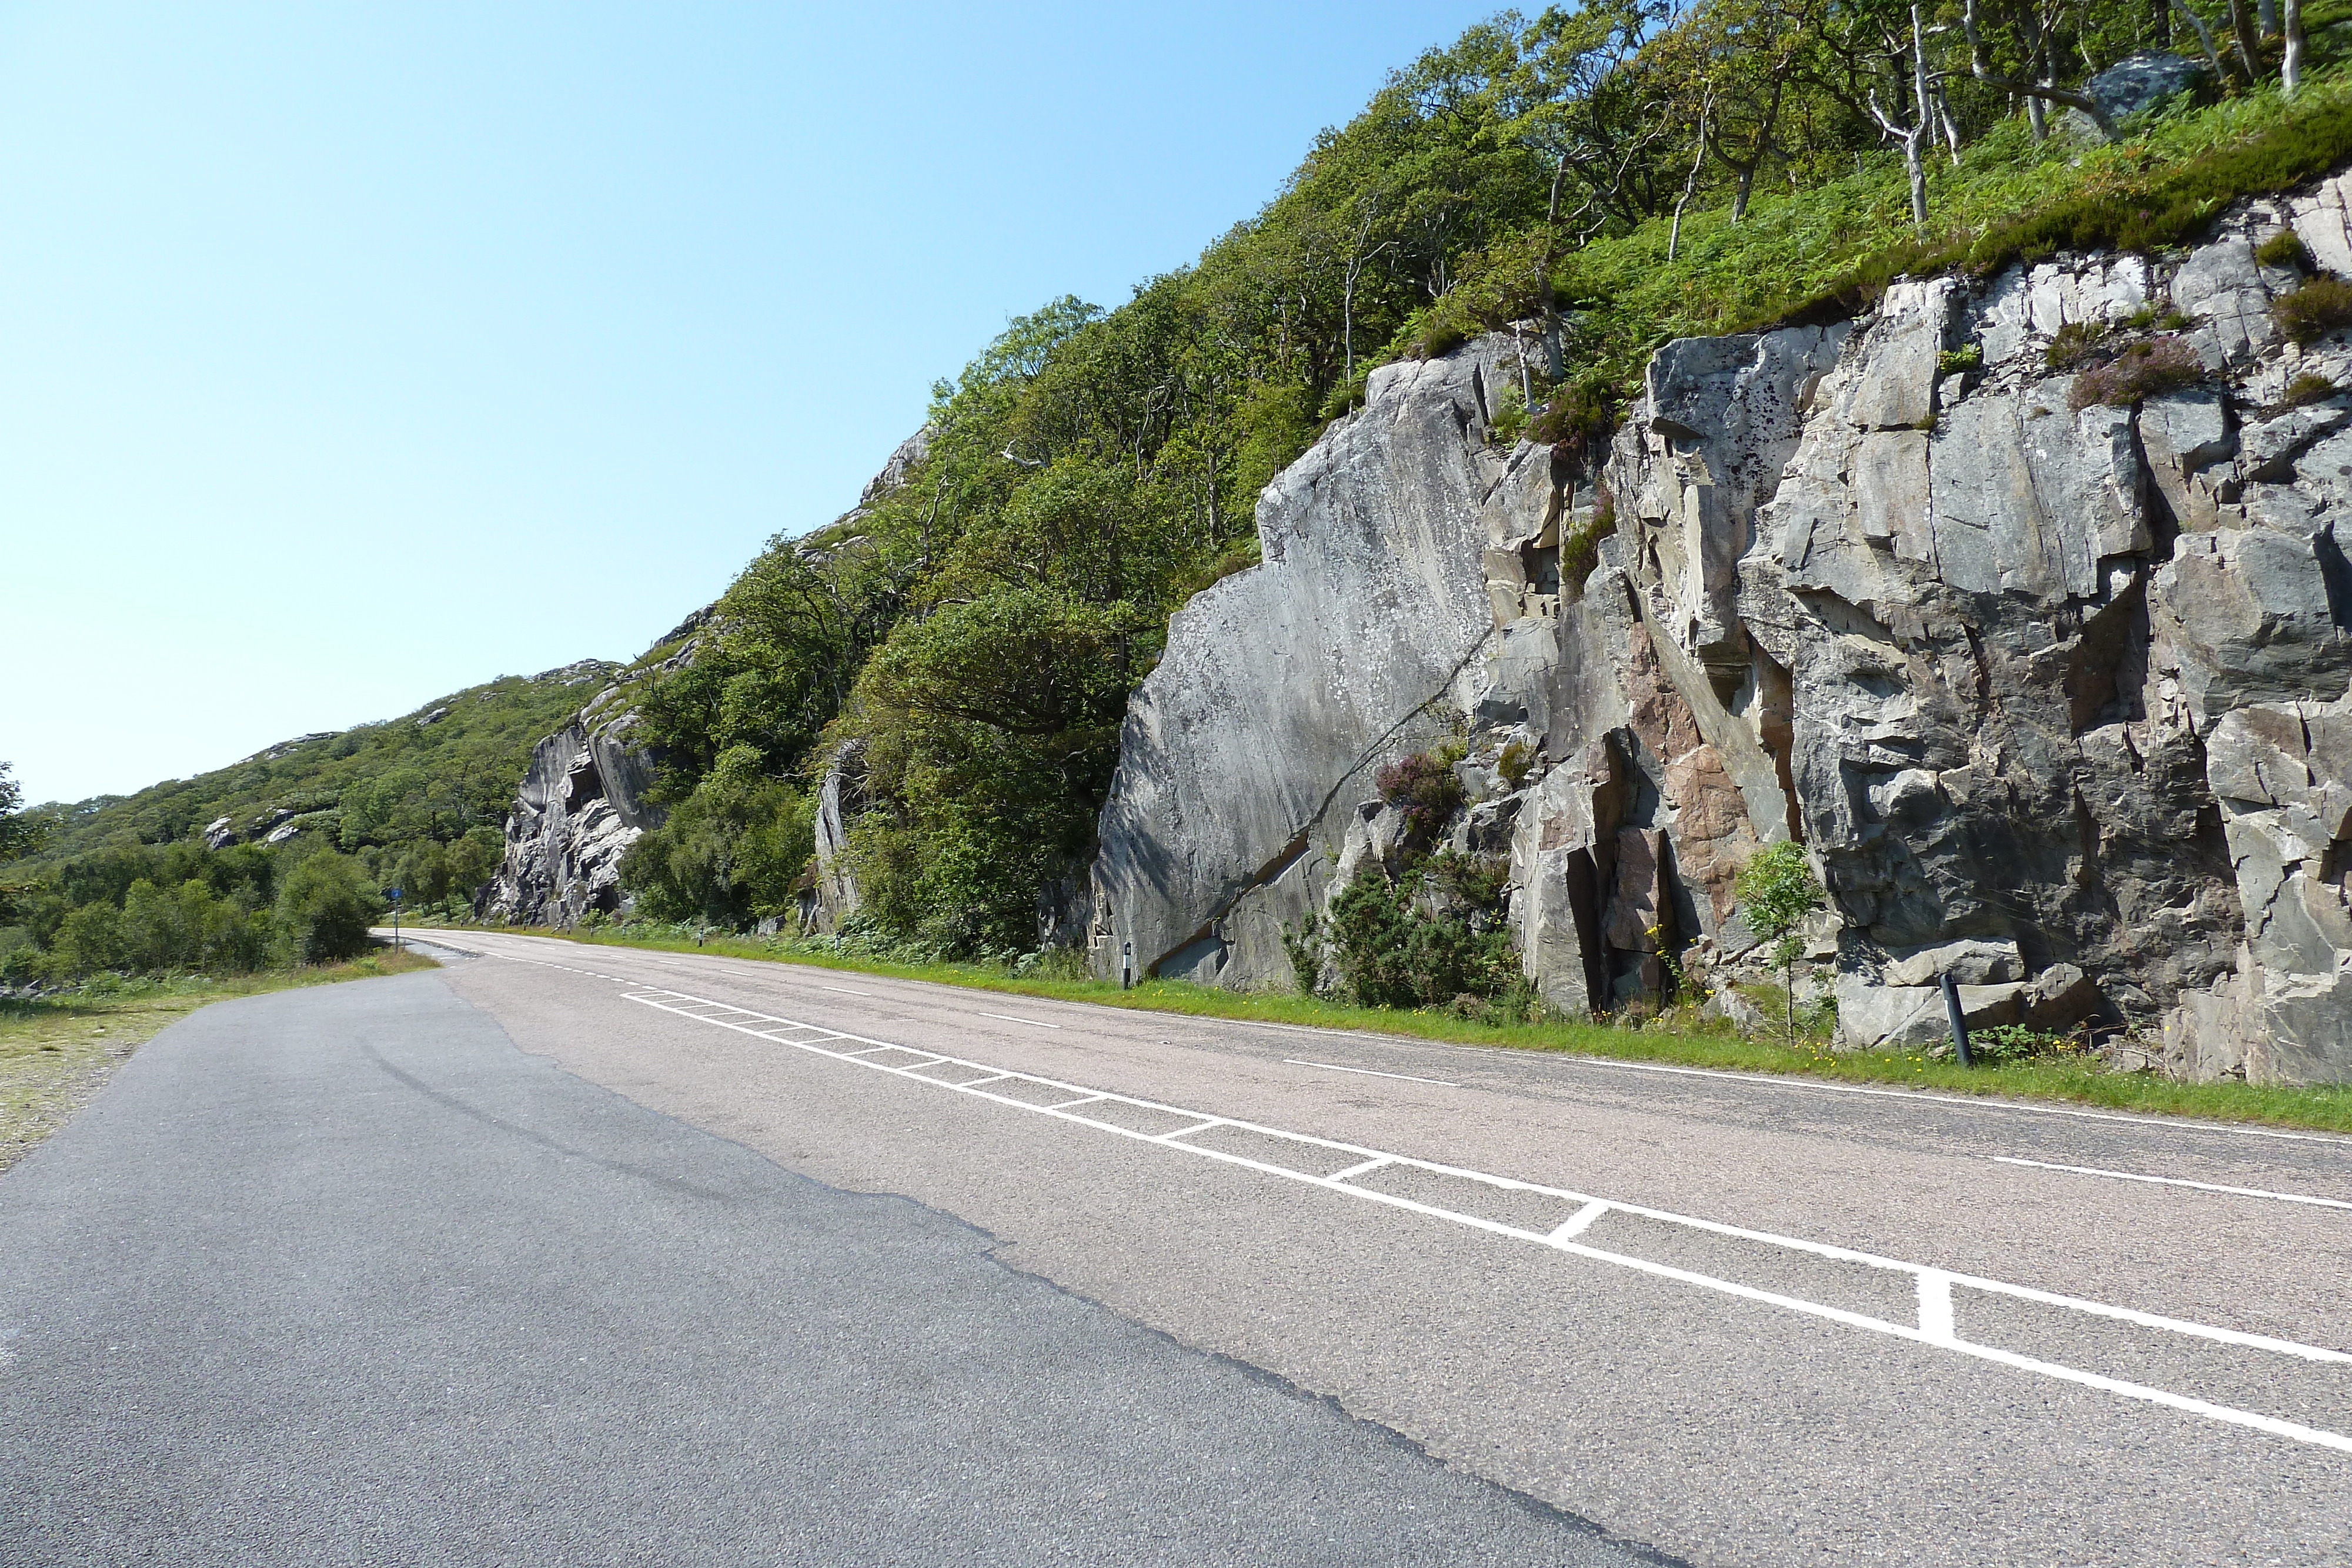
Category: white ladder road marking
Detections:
[
  {"x1": 972, "y1": 1010, "x2": 1063, "y2": 1028},
  {"x1": 452, "y1": 929, "x2": 2352, "y2": 1148},
  {"x1": 1993, "y1": 1155, "x2": 2352, "y2": 1210},
  {"x1": 468, "y1": 941, "x2": 2352, "y2": 1455},
  {"x1": 1285, "y1": 1058, "x2": 1459, "y2": 1087}
]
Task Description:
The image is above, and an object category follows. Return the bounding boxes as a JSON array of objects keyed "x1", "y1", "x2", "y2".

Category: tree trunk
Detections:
[
  {"x1": 2171, "y1": 0, "x2": 2235, "y2": 85},
  {"x1": 2026, "y1": 89, "x2": 2048, "y2": 141},
  {"x1": 1903, "y1": 131, "x2": 1929, "y2": 229},
  {"x1": 2227, "y1": 0, "x2": 2264, "y2": 79},
  {"x1": 1909, "y1": 7, "x2": 1935, "y2": 226},
  {"x1": 2259, "y1": 0, "x2": 2279, "y2": 36},
  {"x1": 2283, "y1": 0, "x2": 2304, "y2": 93},
  {"x1": 1732, "y1": 165, "x2": 1753, "y2": 222},
  {"x1": 1668, "y1": 104, "x2": 1710, "y2": 262}
]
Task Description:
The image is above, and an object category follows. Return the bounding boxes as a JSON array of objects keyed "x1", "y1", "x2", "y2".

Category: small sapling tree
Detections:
[{"x1": 1733, "y1": 841, "x2": 1826, "y2": 1040}]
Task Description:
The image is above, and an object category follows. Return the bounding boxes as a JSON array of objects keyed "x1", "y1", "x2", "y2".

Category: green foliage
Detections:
[
  {"x1": 1734, "y1": 842, "x2": 1822, "y2": 943},
  {"x1": 1529, "y1": 380, "x2": 1616, "y2": 471},
  {"x1": 1936, "y1": 344, "x2": 1984, "y2": 375},
  {"x1": 619, "y1": 746, "x2": 815, "y2": 930},
  {"x1": 1734, "y1": 841, "x2": 1825, "y2": 1039},
  {"x1": 1497, "y1": 739, "x2": 1536, "y2": 790},
  {"x1": 1281, "y1": 911, "x2": 1324, "y2": 995},
  {"x1": 1559, "y1": 494, "x2": 1616, "y2": 599},
  {"x1": 2068, "y1": 335, "x2": 2207, "y2": 408},
  {"x1": 2256, "y1": 229, "x2": 2313, "y2": 268},
  {"x1": 2045, "y1": 320, "x2": 2110, "y2": 370},
  {"x1": 1968, "y1": 1023, "x2": 2087, "y2": 1063},
  {"x1": 2283, "y1": 370, "x2": 2343, "y2": 406},
  {"x1": 9, "y1": 667, "x2": 609, "y2": 898},
  {"x1": 1324, "y1": 865, "x2": 1516, "y2": 1009},
  {"x1": 2273, "y1": 275, "x2": 2352, "y2": 343},
  {"x1": 271, "y1": 851, "x2": 383, "y2": 965},
  {"x1": 0, "y1": 764, "x2": 52, "y2": 863}
]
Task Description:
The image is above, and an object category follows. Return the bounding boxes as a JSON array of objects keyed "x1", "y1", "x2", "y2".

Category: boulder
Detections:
[{"x1": 2081, "y1": 52, "x2": 2206, "y2": 122}]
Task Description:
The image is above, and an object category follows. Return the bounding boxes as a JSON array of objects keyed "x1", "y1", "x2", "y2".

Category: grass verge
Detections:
[
  {"x1": 0, "y1": 947, "x2": 439, "y2": 1172},
  {"x1": 419, "y1": 925, "x2": 2352, "y2": 1137}
]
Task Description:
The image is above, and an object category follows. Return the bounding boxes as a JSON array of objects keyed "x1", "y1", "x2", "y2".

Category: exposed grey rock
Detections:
[
  {"x1": 806, "y1": 742, "x2": 866, "y2": 935},
  {"x1": 1090, "y1": 338, "x2": 1529, "y2": 988},
  {"x1": 1084, "y1": 167, "x2": 2352, "y2": 1082},
  {"x1": 2290, "y1": 171, "x2": 2352, "y2": 278},
  {"x1": 2174, "y1": 235, "x2": 2279, "y2": 368},
  {"x1": 2082, "y1": 51, "x2": 2206, "y2": 121},
  {"x1": 476, "y1": 712, "x2": 659, "y2": 927},
  {"x1": 201, "y1": 815, "x2": 238, "y2": 851},
  {"x1": 1882, "y1": 937, "x2": 2023, "y2": 987}
]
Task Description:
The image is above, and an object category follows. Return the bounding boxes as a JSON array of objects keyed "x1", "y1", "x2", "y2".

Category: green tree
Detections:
[
  {"x1": 0, "y1": 762, "x2": 53, "y2": 863},
  {"x1": 619, "y1": 746, "x2": 814, "y2": 928},
  {"x1": 273, "y1": 851, "x2": 383, "y2": 964},
  {"x1": 1733, "y1": 841, "x2": 1826, "y2": 1039}
]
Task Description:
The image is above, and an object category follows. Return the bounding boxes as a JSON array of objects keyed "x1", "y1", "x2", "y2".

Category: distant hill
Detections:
[{"x1": 14, "y1": 660, "x2": 617, "y2": 914}]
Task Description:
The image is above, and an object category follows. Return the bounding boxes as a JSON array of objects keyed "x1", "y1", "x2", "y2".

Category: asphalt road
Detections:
[{"x1": 8, "y1": 932, "x2": 2351, "y2": 1565}]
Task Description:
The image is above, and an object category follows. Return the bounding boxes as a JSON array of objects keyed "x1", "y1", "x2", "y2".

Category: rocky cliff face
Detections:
[
  {"x1": 1093, "y1": 169, "x2": 2352, "y2": 1084},
  {"x1": 1091, "y1": 337, "x2": 1536, "y2": 988},
  {"x1": 476, "y1": 668, "x2": 677, "y2": 926},
  {"x1": 483, "y1": 430, "x2": 933, "y2": 929}
]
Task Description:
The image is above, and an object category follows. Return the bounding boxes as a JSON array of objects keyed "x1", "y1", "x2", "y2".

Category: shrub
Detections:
[
  {"x1": 273, "y1": 851, "x2": 383, "y2": 964},
  {"x1": 2273, "y1": 277, "x2": 2352, "y2": 345},
  {"x1": 2067, "y1": 335, "x2": 2204, "y2": 410},
  {"x1": 1936, "y1": 345, "x2": 1983, "y2": 375},
  {"x1": 1531, "y1": 379, "x2": 1617, "y2": 470},
  {"x1": 1324, "y1": 869, "x2": 1514, "y2": 1009},
  {"x1": 1558, "y1": 494, "x2": 1615, "y2": 598},
  {"x1": 2254, "y1": 230, "x2": 2311, "y2": 269},
  {"x1": 2044, "y1": 320, "x2": 2109, "y2": 370},
  {"x1": 1496, "y1": 739, "x2": 1535, "y2": 790},
  {"x1": 1375, "y1": 746, "x2": 1466, "y2": 834},
  {"x1": 2282, "y1": 372, "x2": 2341, "y2": 407},
  {"x1": 1969, "y1": 1024, "x2": 2085, "y2": 1062},
  {"x1": 1732, "y1": 842, "x2": 1825, "y2": 1042}
]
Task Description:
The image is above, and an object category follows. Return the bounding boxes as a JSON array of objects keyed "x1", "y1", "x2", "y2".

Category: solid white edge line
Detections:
[
  {"x1": 1992, "y1": 1155, "x2": 2352, "y2": 1211},
  {"x1": 1285, "y1": 1058, "x2": 1460, "y2": 1087},
  {"x1": 462, "y1": 931, "x2": 2351, "y2": 1147},
  {"x1": 973, "y1": 1010, "x2": 1063, "y2": 1029},
  {"x1": 817, "y1": 985, "x2": 876, "y2": 996},
  {"x1": 1328, "y1": 1156, "x2": 1393, "y2": 1182}
]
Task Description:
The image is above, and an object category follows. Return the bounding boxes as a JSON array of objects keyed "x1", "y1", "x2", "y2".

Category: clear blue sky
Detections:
[{"x1": 2, "y1": 2, "x2": 1499, "y2": 807}]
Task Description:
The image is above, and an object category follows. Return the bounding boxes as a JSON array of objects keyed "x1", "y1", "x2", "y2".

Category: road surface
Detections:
[{"x1": 5, "y1": 928, "x2": 2349, "y2": 1565}]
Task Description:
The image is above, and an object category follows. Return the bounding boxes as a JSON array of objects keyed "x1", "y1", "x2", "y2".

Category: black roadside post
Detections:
[
  {"x1": 1942, "y1": 970, "x2": 1973, "y2": 1067},
  {"x1": 1121, "y1": 939, "x2": 1134, "y2": 991}
]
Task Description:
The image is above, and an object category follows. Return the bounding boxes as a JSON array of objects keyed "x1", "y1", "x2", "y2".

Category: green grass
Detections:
[
  {"x1": 0, "y1": 947, "x2": 440, "y2": 1170},
  {"x1": 429, "y1": 923, "x2": 2352, "y2": 1136},
  {"x1": 1408, "y1": 46, "x2": 2352, "y2": 398}
]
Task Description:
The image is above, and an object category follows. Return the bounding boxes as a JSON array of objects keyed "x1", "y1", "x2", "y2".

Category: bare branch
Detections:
[{"x1": 1960, "y1": 0, "x2": 2117, "y2": 136}]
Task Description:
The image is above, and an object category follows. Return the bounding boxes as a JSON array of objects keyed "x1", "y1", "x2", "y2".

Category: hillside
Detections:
[
  {"x1": 560, "y1": 0, "x2": 2352, "y2": 962},
  {"x1": 8, "y1": 661, "x2": 616, "y2": 932}
]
